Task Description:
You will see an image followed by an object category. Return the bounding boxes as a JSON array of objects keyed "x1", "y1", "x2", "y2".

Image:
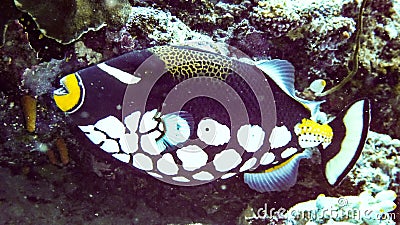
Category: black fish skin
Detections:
[
  {"x1": 70, "y1": 49, "x2": 153, "y2": 125},
  {"x1": 65, "y1": 46, "x2": 311, "y2": 171}
]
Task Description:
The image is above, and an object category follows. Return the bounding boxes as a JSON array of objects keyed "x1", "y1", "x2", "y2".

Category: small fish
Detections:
[{"x1": 53, "y1": 42, "x2": 370, "y2": 192}]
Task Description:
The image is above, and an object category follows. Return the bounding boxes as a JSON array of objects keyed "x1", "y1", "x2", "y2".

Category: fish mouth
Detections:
[
  {"x1": 53, "y1": 73, "x2": 85, "y2": 113},
  {"x1": 54, "y1": 77, "x2": 70, "y2": 96}
]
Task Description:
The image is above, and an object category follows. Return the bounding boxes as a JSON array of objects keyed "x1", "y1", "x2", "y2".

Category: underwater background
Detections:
[{"x1": 0, "y1": 0, "x2": 399, "y2": 224}]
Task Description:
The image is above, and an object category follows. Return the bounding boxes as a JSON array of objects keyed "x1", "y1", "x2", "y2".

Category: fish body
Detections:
[{"x1": 53, "y1": 43, "x2": 370, "y2": 192}]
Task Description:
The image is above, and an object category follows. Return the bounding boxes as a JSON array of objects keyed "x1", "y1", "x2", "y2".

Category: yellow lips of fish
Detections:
[{"x1": 53, "y1": 73, "x2": 84, "y2": 113}]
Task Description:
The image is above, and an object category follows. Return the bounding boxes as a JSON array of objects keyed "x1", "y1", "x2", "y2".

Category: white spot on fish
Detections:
[
  {"x1": 213, "y1": 149, "x2": 242, "y2": 172},
  {"x1": 260, "y1": 152, "x2": 275, "y2": 165},
  {"x1": 192, "y1": 171, "x2": 214, "y2": 181},
  {"x1": 140, "y1": 131, "x2": 165, "y2": 155},
  {"x1": 237, "y1": 124, "x2": 265, "y2": 152},
  {"x1": 197, "y1": 118, "x2": 230, "y2": 146},
  {"x1": 172, "y1": 176, "x2": 190, "y2": 182},
  {"x1": 78, "y1": 125, "x2": 106, "y2": 144},
  {"x1": 281, "y1": 147, "x2": 297, "y2": 158},
  {"x1": 132, "y1": 153, "x2": 153, "y2": 171},
  {"x1": 269, "y1": 125, "x2": 291, "y2": 149},
  {"x1": 176, "y1": 145, "x2": 208, "y2": 171},
  {"x1": 100, "y1": 139, "x2": 119, "y2": 153},
  {"x1": 139, "y1": 109, "x2": 158, "y2": 133},
  {"x1": 147, "y1": 172, "x2": 163, "y2": 178},
  {"x1": 124, "y1": 111, "x2": 141, "y2": 133},
  {"x1": 239, "y1": 157, "x2": 257, "y2": 172},
  {"x1": 220, "y1": 173, "x2": 236, "y2": 179},
  {"x1": 94, "y1": 116, "x2": 125, "y2": 139},
  {"x1": 119, "y1": 133, "x2": 138, "y2": 153},
  {"x1": 157, "y1": 153, "x2": 179, "y2": 175},
  {"x1": 112, "y1": 153, "x2": 130, "y2": 163}
]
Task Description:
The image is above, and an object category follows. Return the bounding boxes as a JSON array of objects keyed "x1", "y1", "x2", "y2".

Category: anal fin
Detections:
[{"x1": 244, "y1": 149, "x2": 312, "y2": 192}]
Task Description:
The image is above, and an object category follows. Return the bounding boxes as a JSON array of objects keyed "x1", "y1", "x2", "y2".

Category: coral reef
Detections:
[
  {"x1": 252, "y1": 0, "x2": 347, "y2": 38},
  {"x1": 239, "y1": 190, "x2": 397, "y2": 225},
  {"x1": 145, "y1": 0, "x2": 250, "y2": 33},
  {"x1": 74, "y1": 41, "x2": 103, "y2": 65},
  {"x1": 349, "y1": 131, "x2": 400, "y2": 193},
  {"x1": 13, "y1": 0, "x2": 131, "y2": 44},
  {"x1": 0, "y1": 20, "x2": 39, "y2": 93},
  {"x1": 21, "y1": 59, "x2": 66, "y2": 96},
  {"x1": 126, "y1": 6, "x2": 211, "y2": 45},
  {"x1": 354, "y1": 0, "x2": 400, "y2": 137},
  {"x1": 0, "y1": 0, "x2": 21, "y2": 46},
  {"x1": 285, "y1": 190, "x2": 397, "y2": 225},
  {"x1": 250, "y1": 0, "x2": 357, "y2": 86}
]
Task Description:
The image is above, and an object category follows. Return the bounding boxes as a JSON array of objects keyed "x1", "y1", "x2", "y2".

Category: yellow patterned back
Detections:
[{"x1": 149, "y1": 46, "x2": 235, "y2": 80}]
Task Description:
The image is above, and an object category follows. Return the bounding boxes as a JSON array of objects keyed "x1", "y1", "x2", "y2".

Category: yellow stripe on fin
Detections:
[{"x1": 264, "y1": 152, "x2": 299, "y2": 173}]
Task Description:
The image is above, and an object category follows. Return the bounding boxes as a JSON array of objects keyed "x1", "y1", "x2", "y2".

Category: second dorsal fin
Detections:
[{"x1": 255, "y1": 59, "x2": 325, "y2": 116}]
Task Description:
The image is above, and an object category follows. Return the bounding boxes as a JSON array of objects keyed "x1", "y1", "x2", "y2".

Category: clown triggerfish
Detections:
[{"x1": 53, "y1": 42, "x2": 370, "y2": 192}]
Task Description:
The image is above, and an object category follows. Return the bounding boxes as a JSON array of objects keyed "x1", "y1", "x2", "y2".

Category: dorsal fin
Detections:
[
  {"x1": 256, "y1": 59, "x2": 296, "y2": 97},
  {"x1": 255, "y1": 59, "x2": 325, "y2": 116}
]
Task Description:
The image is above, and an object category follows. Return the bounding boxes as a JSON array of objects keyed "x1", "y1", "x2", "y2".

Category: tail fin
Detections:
[{"x1": 322, "y1": 99, "x2": 370, "y2": 186}]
